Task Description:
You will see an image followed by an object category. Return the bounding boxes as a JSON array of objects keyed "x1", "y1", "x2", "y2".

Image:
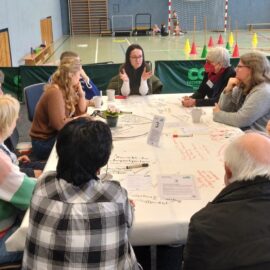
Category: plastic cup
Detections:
[
  {"x1": 93, "y1": 96, "x2": 102, "y2": 108},
  {"x1": 191, "y1": 108, "x2": 202, "y2": 123},
  {"x1": 106, "y1": 89, "x2": 115, "y2": 101}
]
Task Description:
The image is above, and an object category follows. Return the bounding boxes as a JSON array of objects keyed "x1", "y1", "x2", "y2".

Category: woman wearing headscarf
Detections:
[{"x1": 107, "y1": 44, "x2": 163, "y2": 96}]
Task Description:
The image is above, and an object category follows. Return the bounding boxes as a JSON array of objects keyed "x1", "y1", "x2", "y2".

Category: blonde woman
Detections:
[
  {"x1": 0, "y1": 94, "x2": 36, "y2": 264},
  {"x1": 213, "y1": 51, "x2": 270, "y2": 131},
  {"x1": 30, "y1": 57, "x2": 87, "y2": 160}
]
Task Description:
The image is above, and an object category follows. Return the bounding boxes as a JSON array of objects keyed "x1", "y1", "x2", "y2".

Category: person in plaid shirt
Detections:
[{"x1": 23, "y1": 118, "x2": 140, "y2": 269}]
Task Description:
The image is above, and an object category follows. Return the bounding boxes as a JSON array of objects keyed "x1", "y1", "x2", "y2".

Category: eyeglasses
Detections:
[
  {"x1": 236, "y1": 64, "x2": 249, "y2": 69},
  {"x1": 130, "y1": 55, "x2": 143, "y2": 60}
]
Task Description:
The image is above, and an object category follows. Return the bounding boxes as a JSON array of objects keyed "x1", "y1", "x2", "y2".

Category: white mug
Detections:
[
  {"x1": 106, "y1": 89, "x2": 115, "y2": 101},
  {"x1": 191, "y1": 108, "x2": 203, "y2": 123}
]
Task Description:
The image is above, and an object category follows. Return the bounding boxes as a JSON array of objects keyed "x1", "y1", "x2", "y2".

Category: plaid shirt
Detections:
[{"x1": 23, "y1": 171, "x2": 139, "y2": 270}]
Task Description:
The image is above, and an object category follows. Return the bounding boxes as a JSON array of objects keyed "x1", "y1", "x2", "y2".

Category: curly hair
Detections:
[{"x1": 48, "y1": 57, "x2": 81, "y2": 115}]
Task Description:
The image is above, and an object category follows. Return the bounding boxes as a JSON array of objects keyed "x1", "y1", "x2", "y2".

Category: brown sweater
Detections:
[{"x1": 30, "y1": 85, "x2": 85, "y2": 140}]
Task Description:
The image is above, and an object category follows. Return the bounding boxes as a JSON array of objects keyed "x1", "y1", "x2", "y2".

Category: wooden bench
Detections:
[
  {"x1": 24, "y1": 44, "x2": 53, "y2": 65},
  {"x1": 247, "y1": 23, "x2": 270, "y2": 31}
]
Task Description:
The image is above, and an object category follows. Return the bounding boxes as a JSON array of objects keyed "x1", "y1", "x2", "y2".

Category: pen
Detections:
[
  {"x1": 126, "y1": 163, "x2": 149, "y2": 169},
  {"x1": 120, "y1": 111, "x2": 132, "y2": 114},
  {"x1": 173, "y1": 134, "x2": 193, "y2": 138}
]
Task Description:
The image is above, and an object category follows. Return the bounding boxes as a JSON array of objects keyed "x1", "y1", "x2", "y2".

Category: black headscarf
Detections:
[{"x1": 122, "y1": 44, "x2": 146, "y2": 92}]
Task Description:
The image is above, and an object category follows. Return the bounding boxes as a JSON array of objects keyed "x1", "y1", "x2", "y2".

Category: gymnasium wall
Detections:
[
  {"x1": 0, "y1": 0, "x2": 63, "y2": 66},
  {"x1": 108, "y1": 0, "x2": 168, "y2": 30},
  {"x1": 228, "y1": 0, "x2": 270, "y2": 30}
]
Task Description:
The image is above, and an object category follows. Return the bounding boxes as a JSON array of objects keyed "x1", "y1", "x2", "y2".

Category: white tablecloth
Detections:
[{"x1": 6, "y1": 94, "x2": 242, "y2": 251}]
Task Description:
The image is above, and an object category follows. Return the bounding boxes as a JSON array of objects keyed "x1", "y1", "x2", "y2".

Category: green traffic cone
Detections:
[
  {"x1": 226, "y1": 41, "x2": 231, "y2": 53},
  {"x1": 201, "y1": 45, "x2": 208, "y2": 58}
]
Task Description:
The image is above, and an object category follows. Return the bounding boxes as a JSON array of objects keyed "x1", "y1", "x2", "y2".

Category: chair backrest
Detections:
[{"x1": 24, "y1": 83, "x2": 46, "y2": 122}]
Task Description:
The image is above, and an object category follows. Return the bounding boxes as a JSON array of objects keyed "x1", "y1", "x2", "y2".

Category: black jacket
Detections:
[
  {"x1": 191, "y1": 66, "x2": 236, "y2": 107},
  {"x1": 184, "y1": 175, "x2": 270, "y2": 270}
]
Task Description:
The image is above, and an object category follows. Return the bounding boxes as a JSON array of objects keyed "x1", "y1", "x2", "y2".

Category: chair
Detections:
[
  {"x1": 5, "y1": 127, "x2": 32, "y2": 155},
  {"x1": 24, "y1": 83, "x2": 45, "y2": 122},
  {"x1": 0, "y1": 260, "x2": 22, "y2": 270}
]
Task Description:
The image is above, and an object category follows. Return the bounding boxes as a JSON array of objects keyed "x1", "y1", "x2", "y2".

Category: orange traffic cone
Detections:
[
  {"x1": 232, "y1": 43, "x2": 240, "y2": 57},
  {"x1": 217, "y1": 34, "x2": 224, "y2": 45},
  {"x1": 208, "y1": 36, "x2": 214, "y2": 47},
  {"x1": 190, "y1": 42, "x2": 197, "y2": 55}
]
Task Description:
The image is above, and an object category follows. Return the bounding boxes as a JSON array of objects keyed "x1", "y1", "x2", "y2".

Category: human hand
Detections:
[
  {"x1": 80, "y1": 68, "x2": 89, "y2": 83},
  {"x1": 120, "y1": 69, "x2": 129, "y2": 82},
  {"x1": 75, "y1": 83, "x2": 85, "y2": 98},
  {"x1": 34, "y1": 170, "x2": 42, "y2": 178},
  {"x1": 182, "y1": 97, "x2": 196, "y2": 107},
  {"x1": 266, "y1": 120, "x2": 270, "y2": 135},
  {"x1": 87, "y1": 99, "x2": 95, "y2": 107},
  {"x1": 129, "y1": 199, "x2": 135, "y2": 208},
  {"x1": 224, "y1": 78, "x2": 240, "y2": 93},
  {"x1": 141, "y1": 67, "x2": 152, "y2": 81},
  {"x1": 213, "y1": 103, "x2": 221, "y2": 113},
  {"x1": 18, "y1": 155, "x2": 31, "y2": 163}
]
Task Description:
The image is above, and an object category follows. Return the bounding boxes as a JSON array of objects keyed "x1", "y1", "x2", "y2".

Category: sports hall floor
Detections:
[
  {"x1": 46, "y1": 30, "x2": 270, "y2": 66},
  {"x1": 18, "y1": 30, "x2": 270, "y2": 143}
]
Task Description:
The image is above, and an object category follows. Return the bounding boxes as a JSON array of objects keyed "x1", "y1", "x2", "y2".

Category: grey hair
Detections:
[
  {"x1": 240, "y1": 51, "x2": 270, "y2": 93},
  {"x1": 224, "y1": 136, "x2": 270, "y2": 183},
  {"x1": 207, "y1": 46, "x2": 230, "y2": 68}
]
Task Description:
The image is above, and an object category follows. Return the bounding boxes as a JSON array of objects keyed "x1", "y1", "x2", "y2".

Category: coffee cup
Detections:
[
  {"x1": 191, "y1": 108, "x2": 203, "y2": 123},
  {"x1": 106, "y1": 89, "x2": 115, "y2": 101}
]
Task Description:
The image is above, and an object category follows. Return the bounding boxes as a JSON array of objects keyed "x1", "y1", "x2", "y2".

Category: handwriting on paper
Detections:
[
  {"x1": 131, "y1": 194, "x2": 182, "y2": 205},
  {"x1": 173, "y1": 140, "x2": 211, "y2": 160},
  {"x1": 196, "y1": 170, "x2": 220, "y2": 189},
  {"x1": 107, "y1": 154, "x2": 150, "y2": 177}
]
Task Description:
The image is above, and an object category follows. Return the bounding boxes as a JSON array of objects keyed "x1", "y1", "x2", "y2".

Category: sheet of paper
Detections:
[
  {"x1": 158, "y1": 174, "x2": 199, "y2": 200},
  {"x1": 125, "y1": 175, "x2": 152, "y2": 191}
]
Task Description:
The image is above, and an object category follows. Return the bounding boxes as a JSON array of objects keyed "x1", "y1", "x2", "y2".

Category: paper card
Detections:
[
  {"x1": 158, "y1": 174, "x2": 199, "y2": 200},
  {"x1": 147, "y1": 115, "x2": 165, "y2": 147},
  {"x1": 125, "y1": 175, "x2": 152, "y2": 191}
]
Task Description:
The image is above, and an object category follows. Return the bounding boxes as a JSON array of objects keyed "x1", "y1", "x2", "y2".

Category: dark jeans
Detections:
[
  {"x1": 31, "y1": 136, "x2": 56, "y2": 160},
  {"x1": 134, "y1": 245, "x2": 184, "y2": 270},
  {"x1": 20, "y1": 160, "x2": 46, "y2": 177}
]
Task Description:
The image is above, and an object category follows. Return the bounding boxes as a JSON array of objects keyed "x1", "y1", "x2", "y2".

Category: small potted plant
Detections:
[{"x1": 104, "y1": 104, "x2": 121, "y2": 127}]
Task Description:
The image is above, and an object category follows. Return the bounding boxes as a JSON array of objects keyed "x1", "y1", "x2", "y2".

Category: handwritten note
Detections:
[
  {"x1": 196, "y1": 170, "x2": 220, "y2": 189},
  {"x1": 104, "y1": 153, "x2": 151, "y2": 179},
  {"x1": 173, "y1": 140, "x2": 211, "y2": 160}
]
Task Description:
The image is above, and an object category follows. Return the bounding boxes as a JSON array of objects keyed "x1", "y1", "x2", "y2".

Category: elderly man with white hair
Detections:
[{"x1": 183, "y1": 133, "x2": 270, "y2": 270}]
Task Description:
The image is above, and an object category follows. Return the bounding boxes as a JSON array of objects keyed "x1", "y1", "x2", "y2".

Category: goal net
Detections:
[{"x1": 172, "y1": 0, "x2": 225, "y2": 32}]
